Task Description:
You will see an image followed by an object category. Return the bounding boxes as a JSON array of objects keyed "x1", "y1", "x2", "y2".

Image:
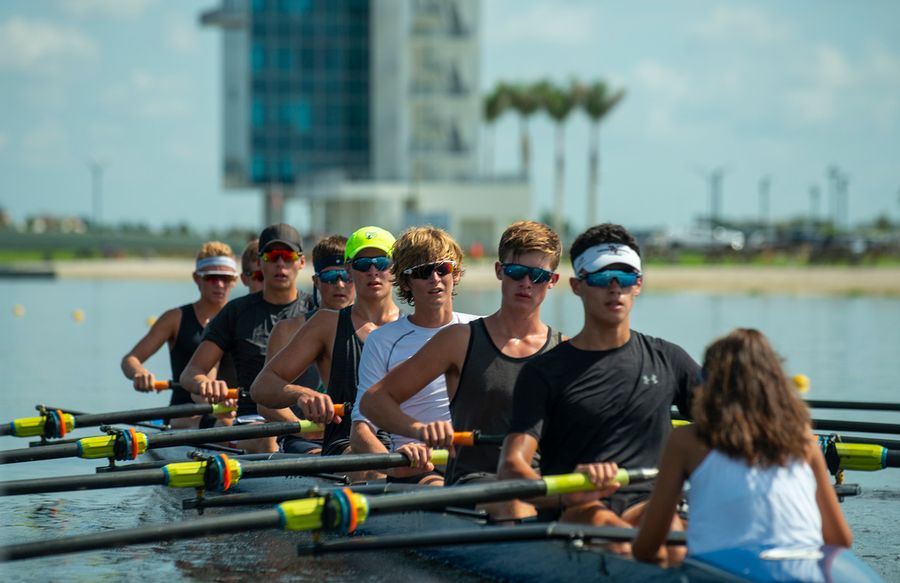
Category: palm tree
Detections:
[
  {"x1": 574, "y1": 80, "x2": 625, "y2": 226},
  {"x1": 509, "y1": 83, "x2": 541, "y2": 179},
  {"x1": 535, "y1": 80, "x2": 575, "y2": 237},
  {"x1": 482, "y1": 83, "x2": 511, "y2": 176}
]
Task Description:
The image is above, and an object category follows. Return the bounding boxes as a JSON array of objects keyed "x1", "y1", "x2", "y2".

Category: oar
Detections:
[
  {"x1": 182, "y1": 482, "x2": 425, "y2": 512},
  {"x1": 0, "y1": 431, "x2": 497, "y2": 495},
  {"x1": 805, "y1": 399, "x2": 900, "y2": 412},
  {"x1": 151, "y1": 381, "x2": 242, "y2": 399},
  {"x1": 812, "y1": 419, "x2": 900, "y2": 435},
  {"x1": 299, "y1": 522, "x2": 685, "y2": 556},
  {"x1": 0, "y1": 467, "x2": 657, "y2": 561},
  {"x1": 1, "y1": 402, "x2": 240, "y2": 439}
]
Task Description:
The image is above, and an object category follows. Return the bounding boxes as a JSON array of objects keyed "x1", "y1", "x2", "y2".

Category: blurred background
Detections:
[{"x1": 0, "y1": 0, "x2": 898, "y2": 263}]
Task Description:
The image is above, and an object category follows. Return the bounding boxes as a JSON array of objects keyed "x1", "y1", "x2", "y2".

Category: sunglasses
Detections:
[
  {"x1": 243, "y1": 270, "x2": 264, "y2": 282},
  {"x1": 500, "y1": 263, "x2": 556, "y2": 284},
  {"x1": 350, "y1": 256, "x2": 392, "y2": 272},
  {"x1": 580, "y1": 269, "x2": 641, "y2": 288},
  {"x1": 260, "y1": 249, "x2": 300, "y2": 263},
  {"x1": 201, "y1": 273, "x2": 237, "y2": 282},
  {"x1": 403, "y1": 260, "x2": 456, "y2": 280},
  {"x1": 316, "y1": 269, "x2": 352, "y2": 284}
]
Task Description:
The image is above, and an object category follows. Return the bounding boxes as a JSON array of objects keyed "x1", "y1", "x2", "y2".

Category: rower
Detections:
[
  {"x1": 633, "y1": 329, "x2": 853, "y2": 563},
  {"x1": 120, "y1": 241, "x2": 239, "y2": 429},
  {"x1": 351, "y1": 226, "x2": 478, "y2": 486},
  {"x1": 239, "y1": 239, "x2": 264, "y2": 294},
  {"x1": 260, "y1": 234, "x2": 358, "y2": 455},
  {"x1": 250, "y1": 226, "x2": 400, "y2": 457},
  {"x1": 497, "y1": 223, "x2": 700, "y2": 562},
  {"x1": 180, "y1": 224, "x2": 313, "y2": 453},
  {"x1": 360, "y1": 221, "x2": 564, "y2": 511}
]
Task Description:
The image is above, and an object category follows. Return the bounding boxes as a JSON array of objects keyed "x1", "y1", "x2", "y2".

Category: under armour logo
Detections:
[
  {"x1": 642, "y1": 374, "x2": 659, "y2": 385},
  {"x1": 603, "y1": 245, "x2": 622, "y2": 255}
]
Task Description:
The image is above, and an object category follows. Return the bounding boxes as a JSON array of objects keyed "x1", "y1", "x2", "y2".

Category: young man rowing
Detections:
[
  {"x1": 261, "y1": 234, "x2": 357, "y2": 455},
  {"x1": 351, "y1": 226, "x2": 477, "y2": 485},
  {"x1": 121, "y1": 241, "x2": 239, "y2": 428},
  {"x1": 250, "y1": 226, "x2": 400, "y2": 456},
  {"x1": 180, "y1": 223, "x2": 312, "y2": 452},
  {"x1": 360, "y1": 221, "x2": 563, "y2": 499},
  {"x1": 497, "y1": 223, "x2": 699, "y2": 562}
]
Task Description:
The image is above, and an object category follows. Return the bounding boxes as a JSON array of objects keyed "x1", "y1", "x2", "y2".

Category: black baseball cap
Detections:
[{"x1": 258, "y1": 223, "x2": 303, "y2": 253}]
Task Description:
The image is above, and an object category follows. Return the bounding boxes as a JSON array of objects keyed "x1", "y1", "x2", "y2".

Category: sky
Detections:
[{"x1": 0, "y1": 0, "x2": 898, "y2": 234}]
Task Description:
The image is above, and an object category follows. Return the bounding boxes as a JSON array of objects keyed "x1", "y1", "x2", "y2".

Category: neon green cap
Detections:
[{"x1": 345, "y1": 226, "x2": 396, "y2": 261}]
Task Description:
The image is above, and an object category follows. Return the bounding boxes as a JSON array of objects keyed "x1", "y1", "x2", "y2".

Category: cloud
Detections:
[
  {"x1": 691, "y1": 4, "x2": 790, "y2": 46},
  {"x1": 164, "y1": 13, "x2": 197, "y2": 53},
  {"x1": 491, "y1": 1, "x2": 598, "y2": 47},
  {"x1": 21, "y1": 121, "x2": 70, "y2": 167},
  {"x1": 103, "y1": 70, "x2": 191, "y2": 119},
  {"x1": 0, "y1": 17, "x2": 97, "y2": 74},
  {"x1": 60, "y1": 0, "x2": 155, "y2": 20}
]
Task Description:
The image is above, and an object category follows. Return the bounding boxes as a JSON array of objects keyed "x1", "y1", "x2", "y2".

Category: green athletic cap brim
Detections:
[{"x1": 345, "y1": 226, "x2": 396, "y2": 261}]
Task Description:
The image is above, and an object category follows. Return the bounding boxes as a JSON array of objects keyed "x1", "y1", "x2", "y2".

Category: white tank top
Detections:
[{"x1": 686, "y1": 449, "x2": 823, "y2": 556}]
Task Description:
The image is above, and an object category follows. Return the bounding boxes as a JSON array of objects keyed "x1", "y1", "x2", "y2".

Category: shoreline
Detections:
[{"x1": 3, "y1": 259, "x2": 900, "y2": 296}]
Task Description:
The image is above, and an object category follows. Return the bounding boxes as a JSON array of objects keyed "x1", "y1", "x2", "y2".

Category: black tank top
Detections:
[
  {"x1": 322, "y1": 306, "x2": 363, "y2": 452},
  {"x1": 169, "y1": 304, "x2": 237, "y2": 406},
  {"x1": 446, "y1": 318, "x2": 562, "y2": 483}
]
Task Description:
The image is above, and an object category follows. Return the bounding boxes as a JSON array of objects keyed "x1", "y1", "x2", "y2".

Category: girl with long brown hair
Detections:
[{"x1": 633, "y1": 328, "x2": 852, "y2": 562}]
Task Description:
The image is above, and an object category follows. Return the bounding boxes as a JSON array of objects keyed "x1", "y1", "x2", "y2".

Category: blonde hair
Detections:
[
  {"x1": 241, "y1": 240, "x2": 259, "y2": 272},
  {"x1": 391, "y1": 226, "x2": 464, "y2": 305},
  {"x1": 498, "y1": 221, "x2": 561, "y2": 269},
  {"x1": 197, "y1": 241, "x2": 234, "y2": 260}
]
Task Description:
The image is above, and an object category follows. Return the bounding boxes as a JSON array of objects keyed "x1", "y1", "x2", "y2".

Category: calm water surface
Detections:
[{"x1": 0, "y1": 279, "x2": 898, "y2": 581}]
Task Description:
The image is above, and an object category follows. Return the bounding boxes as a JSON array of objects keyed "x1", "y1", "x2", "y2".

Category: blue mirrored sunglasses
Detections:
[
  {"x1": 500, "y1": 263, "x2": 555, "y2": 284},
  {"x1": 350, "y1": 256, "x2": 392, "y2": 272},
  {"x1": 317, "y1": 269, "x2": 351, "y2": 284},
  {"x1": 581, "y1": 269, "x2": 641, "y2": 288}
]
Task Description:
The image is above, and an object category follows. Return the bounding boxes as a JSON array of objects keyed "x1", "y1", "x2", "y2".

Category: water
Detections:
[{"x1": 1, "y1": 279, "x2": 898, "y2": 581}]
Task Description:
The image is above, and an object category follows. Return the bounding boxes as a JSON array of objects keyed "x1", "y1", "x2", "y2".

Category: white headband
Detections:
[
  {"x1": 196, "y1": 256, "x2": 238, "y2": 275},
  {"x1": 573, "y1": 243, "x2": 642, "y2": 276}
]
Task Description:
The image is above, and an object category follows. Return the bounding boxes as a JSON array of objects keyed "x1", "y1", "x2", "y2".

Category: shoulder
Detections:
[
  {"x1": 634, "y1": 332, "x2": 695, "y2": 361},
  {"x1": 520, "y1": 341, "x2": 573, "y2": 376},
  {"x1": 157, "y1": 307, "x2": 183, "y2": 325},
  {"x1": 367, "y1": 316, "x2": 410, "y2": 342},
  {"x1": 271, "y1": 316, "x2": 304, "y2": 337},
  {"x1": 224, "y1": 292, "x2": 257, "y2": 311},
  {"x1": 303, "y1": 308, "x2": 340, "y2": 336},
  {"x1": 453, "y1": 312, "x2": 480, "y2": 324}
]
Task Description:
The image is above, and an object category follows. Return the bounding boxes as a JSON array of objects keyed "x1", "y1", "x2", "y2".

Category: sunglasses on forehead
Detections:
[
  {"x1": 316, "y1": 269, "x2": 352, "y2": 284},
  {"x1": 580, "y1": 269, "x2": 641, "y2": 288},
  {"x1": 260, "y1": 249, "x2": 300, "y2": 263},
  {"x1": 350, "y1": 256, "x2": 392, "y2": 272},
  {"x1": 403, "y1": 260, "x2": 456, "y2": 280},
  {"x1": 500, "y1": 263, "x2": 557, "y2": 284}
]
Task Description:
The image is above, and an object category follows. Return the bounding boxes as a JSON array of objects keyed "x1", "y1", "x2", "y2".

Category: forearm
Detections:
[
  {"x1": 251, "y1": 368, "x2": 307, "y2": 408},
  {"x1": 121, "y1": 355, "x2": 146, "y2": 379},
  {"x1": 360, "y1": 390, "x2": 422, "y2": 439},
  {"x1": 179, "y1": 364, "x2": 210, "y2": 395},
  {"x1": 349, "y1": 421, "x2": 389, "y2": 454}
]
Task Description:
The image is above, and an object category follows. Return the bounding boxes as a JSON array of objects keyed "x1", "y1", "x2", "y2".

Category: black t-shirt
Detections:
[
  {"x1": 203, "y1": 291, "x2": 312, "y2": 415},
  {"x1": 508, "y1": 331, "x2": 700, "y2": 493}
]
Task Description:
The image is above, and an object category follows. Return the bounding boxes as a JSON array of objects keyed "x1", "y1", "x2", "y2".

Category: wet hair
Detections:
[
  {"x1": 241, "y1": 240, "x2": 259, "y2": 273},
  {"x1": 312, "y1": 234, "x2": 348, "y2": 266},
  {"x1": 569, "y1": 223, "x2": 640, "y2": 268},
  {"x1": 693, "y1": 328, "x2": 810, "y2": 466},
  {"x1": 197, "y1": 241, "x2": 234, "y2": 260},
  {"x1": 498, "y1": 221, "x2": 561, "y2": 269},
  {"x1": 391, "y1": 226, "x2": 465, "y2": 306}
]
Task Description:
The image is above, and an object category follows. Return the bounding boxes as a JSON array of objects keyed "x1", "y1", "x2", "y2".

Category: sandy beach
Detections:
[{"x1": 6, "y1": 259, "x2": 894, "y2": 297}]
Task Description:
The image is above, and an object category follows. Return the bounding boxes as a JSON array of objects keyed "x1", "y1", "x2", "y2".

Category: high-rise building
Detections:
[{"x1": 201, "y1": 0, "x2": 527, "y2": 246}]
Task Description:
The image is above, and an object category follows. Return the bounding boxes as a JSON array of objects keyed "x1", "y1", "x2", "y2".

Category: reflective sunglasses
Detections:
[
  {"x1": 243, "y1": 270, "x2": 264, "y2": 282},
  {"x1": 403, "y1": 260, "x2": 456, "y2": 280},
  {"x1": 260, "y1": 249, "x2": 300, "y2": 263},
  {"x1": 580, "y1": 269, "x2": 641, "y2": 288},
  {"x1": 500, "y1": 263, "x2": 556, "y2": 284},
  {"x1": 201, "y1": 273, "x2": 238, "y2": 282},
  {"x1": 316, "y1": 269, "x2": 352, "y2": 284},
  {"x1": 350, "y1": 256, "x2": 392, "y2": 272}
]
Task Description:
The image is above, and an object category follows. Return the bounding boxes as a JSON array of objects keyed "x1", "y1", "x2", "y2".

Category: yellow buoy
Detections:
[
  {"x1": 72, "y1": 309, "x2": 85, "y2": 323},
  {"x1": 12, "y1": 304, "x2": 25, "y2": 317},
  {"x1": 146, "y1": 316, "x2": 158, "y2": 327},
  {"x1": 793, "y1": 374, "x2": 810, "y2": 393}
]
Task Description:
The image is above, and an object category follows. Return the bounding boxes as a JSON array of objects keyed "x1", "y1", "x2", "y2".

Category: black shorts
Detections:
[
  {"x1": 278, "y1": 434, "x2": 322, "y2": 454},
  {"x1": 321, "y1": 430, "x2": 392, "y2": 457},
  {"x1": 450, "y1": 472, "x2": 497, "y2": 486},
  {"x1": 386, "y1": 468, "x2": 444, "y2": 485},
  {"x1": 537, "y1": 490, "x2": 651, "y2": 521}
]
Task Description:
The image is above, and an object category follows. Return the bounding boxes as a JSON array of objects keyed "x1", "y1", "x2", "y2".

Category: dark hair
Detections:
[
  {"x1": 693, "y1": 328, "x2": 810, "y2": 466},
  {"x1": 498, "y1": 221, "x2": 562, "y2": 269},
  {"x1": 312, "y1": 235, "x2": 348, "y2": 265},
  {"x1": 569, "y1": 223, "x2": 640, "y2": 268}
]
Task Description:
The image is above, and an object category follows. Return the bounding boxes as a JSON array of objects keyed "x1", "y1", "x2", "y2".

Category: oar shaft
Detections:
[
  {"x1": 74, "y1": 403, "x2": 218, "y2": 427},
  {"x1": 813, "y1": 419, "x2": 900, "y2": 435},
  {"x1": 0, "y1": 468, "x2": 166, "y2": 496},
  {"x1": 240, "y1": 452, "x2": 418, "y2": 478},
  {"x1": 146, "y1": 421, "x2": 314, "y2": 448},
  {"x1": 806, "y1": 400, "x2": 900, "y2": 412},
  {"x1": 1, "y1": 509, "x2": 282, "y2": 561}
]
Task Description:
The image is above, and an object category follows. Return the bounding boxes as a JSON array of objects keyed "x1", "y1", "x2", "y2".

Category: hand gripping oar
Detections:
[
  {"x1": 151, "y1": 381, "x2": 241, "y2": 401},
  {"x1": 1, "y1": 401, "x2": 239, "y2": 439},
  {"x1": 0, "y1": 407, "x2": 344, "y2": 465},
  {"x1": 0, "y1": 467, "x2": 657, "y2": 561},
  {"x1": 0, "y1": 431, "x2": 496, "y2": 495}
]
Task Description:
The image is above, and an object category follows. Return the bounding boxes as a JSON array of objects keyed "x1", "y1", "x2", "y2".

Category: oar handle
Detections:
[
  {"x1": 451, "y1": 431, "x2": 505, "y2": 446},
  {"x1": 151, "y1": 381, "x2": 239, "y2": 400}
]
